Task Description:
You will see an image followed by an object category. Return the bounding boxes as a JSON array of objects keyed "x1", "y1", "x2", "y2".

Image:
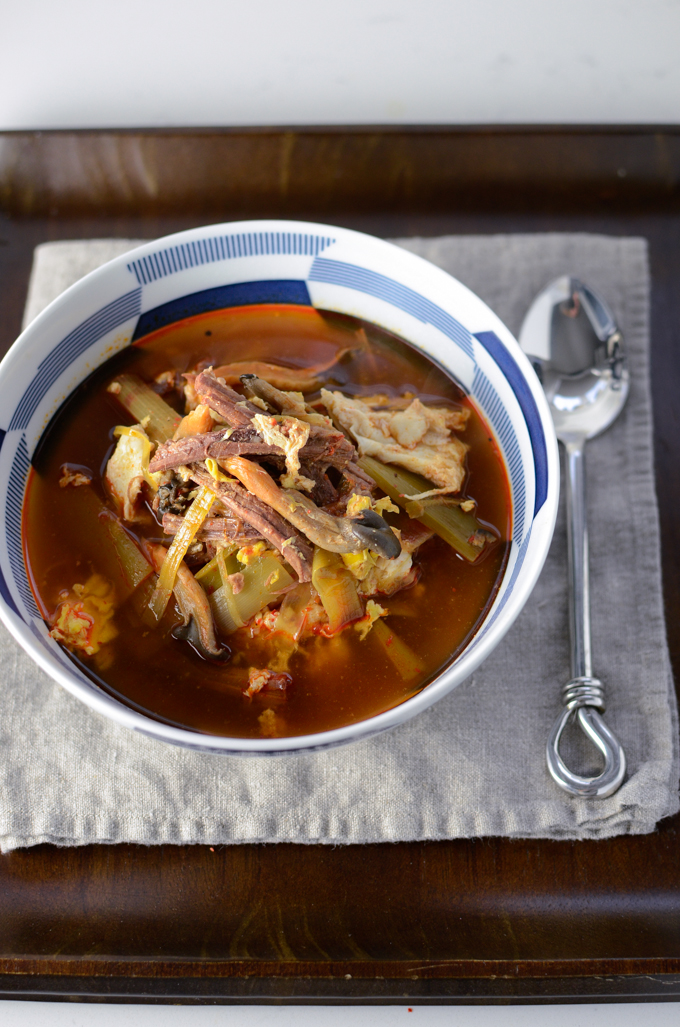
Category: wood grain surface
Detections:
[{"x1": 1, "y1": 127, "x2": 679, "y2": 1003}]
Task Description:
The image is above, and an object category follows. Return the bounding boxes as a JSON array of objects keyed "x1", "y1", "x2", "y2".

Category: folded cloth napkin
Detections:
[{"x1": 1, "y1": 233, "x2": 676, "y2": 852}]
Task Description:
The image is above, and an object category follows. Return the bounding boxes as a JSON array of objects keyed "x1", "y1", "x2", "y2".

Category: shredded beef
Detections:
[
  {"x1": 149, "y1": 418, "x2": 356, "y2": 474},
  {"x1": 161, "y1": 512, "x2": 264, "y2": 545},
  {"x1": 193, "y1": 369, "x2": 263, "y2": 427},
  {"x1": 189, "y1": 465, "x2": 314, "y2": 582},
  {"x1": 300, "y1": 461, "x2": 338, "y2": 507}
]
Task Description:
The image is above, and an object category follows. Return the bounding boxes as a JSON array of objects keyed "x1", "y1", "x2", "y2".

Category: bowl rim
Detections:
[{"x1": 0, "y1": 219, "x2": 560, "y2": 755}]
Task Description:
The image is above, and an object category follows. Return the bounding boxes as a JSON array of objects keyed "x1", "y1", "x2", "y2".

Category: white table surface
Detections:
[
  {"x1": 1, "y1": 0, "x2": 680, "y2": 129},
  {"x1": 2, "y1": 1001, "x2": 680, "y2": 1025},
  {"x1": 2, "y1": 0, "x2": 679, "y2": 1022}
]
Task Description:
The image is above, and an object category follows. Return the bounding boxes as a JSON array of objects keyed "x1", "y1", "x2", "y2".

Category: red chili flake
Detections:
[{"x1": 385, "y1": 635, "x2": 394, "y2": 647}]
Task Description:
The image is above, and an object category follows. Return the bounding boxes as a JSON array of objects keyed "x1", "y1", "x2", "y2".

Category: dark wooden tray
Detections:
[{"x1": 1, "y1": 127, "x2": 680, "y2": 1005}]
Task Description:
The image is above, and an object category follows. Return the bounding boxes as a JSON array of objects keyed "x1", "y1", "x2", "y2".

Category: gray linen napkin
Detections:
[{"x1": 1, "y1": 233, "x2": 676, "y2": 852}]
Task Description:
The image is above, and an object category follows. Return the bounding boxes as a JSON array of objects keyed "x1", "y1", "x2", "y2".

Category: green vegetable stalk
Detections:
[
  {"x1": 371, "y1": 618, "x2": 423, "y2": 684},
  {"x1": 208, "y1": 552, "x2": 295, "y2": 635},
  {"x1": 312, "y1": 547, "x2": 363, "y2": 633},
  {"x1": 109, "y1": 373, "x2": 180, "y2": 444},
  {"x1": 357, "y1": 455, "x2": 496, "y2": 562}
]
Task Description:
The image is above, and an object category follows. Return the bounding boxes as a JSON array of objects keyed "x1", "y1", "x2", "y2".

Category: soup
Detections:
[{"x1": 23, "y1": 305, "x2": 510, "y2": 738}]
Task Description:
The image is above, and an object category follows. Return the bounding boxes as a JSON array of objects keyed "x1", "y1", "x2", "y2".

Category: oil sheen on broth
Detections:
[{"x1": 23, "y1": 305, "x2": 511, "y2": 738}]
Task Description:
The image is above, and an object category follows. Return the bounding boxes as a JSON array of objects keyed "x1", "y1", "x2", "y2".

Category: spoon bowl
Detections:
[{"x1": 520, "y1": 275, "x2": 629, "y2": 441}]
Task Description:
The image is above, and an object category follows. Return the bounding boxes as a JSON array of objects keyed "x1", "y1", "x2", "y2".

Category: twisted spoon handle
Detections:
[{"x1": 546, "y1": 437, "x2": 626, "y2": 798}]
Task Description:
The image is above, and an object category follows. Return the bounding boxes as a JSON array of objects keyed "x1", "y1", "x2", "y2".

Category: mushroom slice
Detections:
[{"x1": 147, "y1": 542, "x2": 228, "y2": 661}]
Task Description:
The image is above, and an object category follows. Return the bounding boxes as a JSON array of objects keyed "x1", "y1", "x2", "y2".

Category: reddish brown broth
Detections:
[{"x1": 23, "y1": 305, "x2": 511, "y2": 738}]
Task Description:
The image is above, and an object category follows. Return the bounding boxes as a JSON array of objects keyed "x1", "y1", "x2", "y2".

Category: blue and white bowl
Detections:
[{"x1": 0, "y1": 221, "x2": 559, "y2": 755}]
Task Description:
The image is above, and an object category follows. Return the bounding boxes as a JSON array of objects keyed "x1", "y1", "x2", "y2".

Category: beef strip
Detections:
[
  {"x1": 300, "y1": 460, "x2": 338, "y2": 507},
  {"x1": 344, "y1": 460, "x2": 376, "y2": 493},
  {"x1": 193, "y1": 369, "x2": 264, "y2": 426},
  {"x1": 323, "y1": 462, "x2": 376, "y2": 516},
  {"x1": 183, "y1": 541, "x2": 209, "y2": 567},
  {"x1": 151, "y1": 425, "x2": 279, "y2": 472},
  {"x1": 161, "y1": 513, "x2": 264, "y2": 545},
  {"x1": 305, "y1": 427, "x2": 355, "y2": 469},
  {"x1": 189, "y1": 465, "x2": 314, "y2": 582},
  {"x1": 150, "y1": 411, "x2": 356, "y2": 474}
]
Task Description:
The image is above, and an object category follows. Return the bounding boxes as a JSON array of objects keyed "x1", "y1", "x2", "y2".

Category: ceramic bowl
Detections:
[{"x1": 0, "y1": 220, "x2": 559, "y2": 754}]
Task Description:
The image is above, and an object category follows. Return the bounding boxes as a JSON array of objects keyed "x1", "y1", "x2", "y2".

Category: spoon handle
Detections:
[
  {"x1": 565, "y1": 438, "x2": 592, "y2": 680},
  {"x1": 546, "y1": 436, "x2": 627, "y2": 798}
]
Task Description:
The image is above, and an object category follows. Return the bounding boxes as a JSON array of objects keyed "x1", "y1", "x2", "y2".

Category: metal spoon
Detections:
[{"x1": 519, "y1": 276, "x2": 628, "y2": 798}]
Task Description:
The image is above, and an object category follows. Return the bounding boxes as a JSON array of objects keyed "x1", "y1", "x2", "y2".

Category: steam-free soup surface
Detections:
[{"x1": 24, "y1": 305, "x2": 510, "y2": 737}]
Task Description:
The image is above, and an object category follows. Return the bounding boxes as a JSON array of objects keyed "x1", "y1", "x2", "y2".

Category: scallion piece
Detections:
[
  {"x1": 371, "y1": 618, "x2": 423, "y2": 684},
  {"x1": 209, "y1": 552, "x2": 295, "y2": 635},
  {"x1": 194, "y1": 546, "x2": 240, "y2": 594},
  {"x1": 357, "y1": 455, "x2": 494, "y2": 562},
  {"x1": 109, "y1": 374, "x2": 180, "y2": 444},
  {"x1": 148, "y1": 485, "x2": 215, "y2": 622},
  {"x1": 76, "y1": 487, "x2": 152, "y2": 602},
  {"x1": 99, "y1": 511, "x2": 154, "y2": 599},
  {"x1": 312, "y1": 547, "x2": 364, "y2": 634}
]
